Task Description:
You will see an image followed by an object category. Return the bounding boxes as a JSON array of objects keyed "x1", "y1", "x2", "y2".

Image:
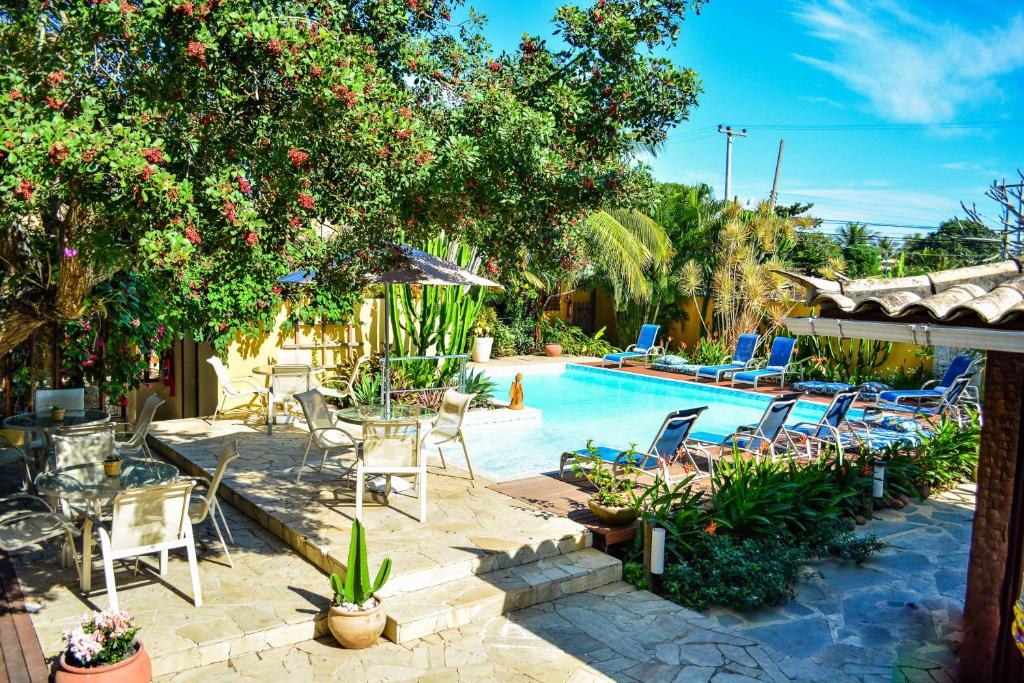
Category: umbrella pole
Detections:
[{"x1": 384, "y1": 282, "x2": 391, "y2": 418}]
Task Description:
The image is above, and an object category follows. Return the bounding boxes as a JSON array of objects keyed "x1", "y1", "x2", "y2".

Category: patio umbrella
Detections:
[{"x1": 277, "y1": 245, "x2": 502, "y2": 416}]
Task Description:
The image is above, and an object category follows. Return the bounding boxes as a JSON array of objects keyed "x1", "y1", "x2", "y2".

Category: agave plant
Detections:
[{"x1": 329, "y1": 519, "x2": 392, "y2": 608}]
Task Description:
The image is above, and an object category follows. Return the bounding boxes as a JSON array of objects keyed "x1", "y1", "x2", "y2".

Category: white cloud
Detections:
[
  {"x1": 791, "y1": 1, "x2": 1024, "y2": 122},
  {"x1": 799, "y1": 95, "x2": 846, "y2": 110},
  {"x1": 779, "y1": 186, "x2": 970, "y2": 228}
]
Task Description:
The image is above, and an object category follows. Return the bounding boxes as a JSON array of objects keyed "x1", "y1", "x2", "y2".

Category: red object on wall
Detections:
[{"x1": 162, "y1": 350, "x2": 176, "y2": 397}]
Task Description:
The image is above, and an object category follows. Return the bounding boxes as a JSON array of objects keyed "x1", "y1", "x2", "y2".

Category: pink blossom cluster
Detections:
[{"x1": 62, "y1": 610, "x2": 136, "y2": 665}]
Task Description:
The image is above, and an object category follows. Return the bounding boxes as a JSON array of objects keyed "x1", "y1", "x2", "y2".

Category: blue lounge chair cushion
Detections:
[
  {"x1": 573, "y1": 445, "x2": 660, "y2": 470},
  {"x1": 862, "y1": 415, "x2": 921, "y2": 433},
  {"x1": 850, "y1": 428, "x2": 926, "y2": 450},
  {"x1": 733, "y1": 368, "x2": 783, "y2": 383},
  {"x1": 697, "y1": 363, "x2": 743, "y2": 379},
  {"x1": 855, "y1": 382, "x2": 891, "y2": 402},
  {"x1": 654, "y1": 354, "x2": 688, "y2": 366},
  {"x1": 877, "y1": 389, "x2": 942, "y2": 403},
  {"x1": 603, "y1": 351, "x2": 645, "y2": 364},
  {"x1": 792, "y1": 380, "x2": 854, "y2": 396}
]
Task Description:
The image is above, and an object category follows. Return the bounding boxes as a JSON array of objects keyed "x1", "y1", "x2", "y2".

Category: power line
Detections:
[{"x1": 733, "y1": 121, "x2": 1023, "y2": 132}]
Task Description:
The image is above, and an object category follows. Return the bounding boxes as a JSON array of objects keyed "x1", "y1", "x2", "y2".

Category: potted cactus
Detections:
[
  {"x1": 51, "y1": 404, "x2": 66, "y2": 422},
  {"x1": 327, "y1": 519, "x2": 392, "y2": 649}
]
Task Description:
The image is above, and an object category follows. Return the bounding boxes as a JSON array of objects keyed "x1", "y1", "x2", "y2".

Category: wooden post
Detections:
[
  {"x1": 642, "y1": 519, "x2": 653, "y2": 589},
  {"x1": 961, "y1": 350, "x2": 1024, "y2": 680}
]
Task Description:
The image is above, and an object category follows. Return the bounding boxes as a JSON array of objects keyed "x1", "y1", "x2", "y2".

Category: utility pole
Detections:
[
  {"x1": 718, "y1": 125, "x2": 747, "y2": 201},
  {"x1": 769, "y1": 138, "x2": 785, "y2": 210}
]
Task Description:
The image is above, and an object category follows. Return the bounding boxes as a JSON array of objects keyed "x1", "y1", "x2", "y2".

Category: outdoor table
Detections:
[
  {"x1": 3, "y1": 409, "x2": 111, "y2": 466},
  {"x1": 252, "y1": 364, "x2": 322, "y2": 436},
  {"x1": 35, "y1": 458, "x2": 179, "y2": 593}
]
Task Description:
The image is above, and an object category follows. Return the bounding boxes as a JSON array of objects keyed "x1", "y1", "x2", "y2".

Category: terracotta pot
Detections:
[
  {"x1": 917, "y1": 482, "x2": 931, "y2": 499},
  {"x1": 56, "y1": 641, "x2": 152, "y2": 683},
  {"x1": 543, "y1": 343, "x2": 562, "y2": 357},
  {"x1": 51, "y1": 408, "x2": 66, "y2": 422},
  {"x1": 327, "y1": 597, "x2": 386, "y2": 649},
  {"x1": 104, "y1": 460, "x2": 122, "y2": 477},
  {"x1": 587, "y1": 498, "x2": 638, "y2": 526}
]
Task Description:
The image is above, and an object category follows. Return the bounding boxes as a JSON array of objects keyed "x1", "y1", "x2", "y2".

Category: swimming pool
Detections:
[{"x1": 462, "y1": 364, "x2": 835, "y2": 481}]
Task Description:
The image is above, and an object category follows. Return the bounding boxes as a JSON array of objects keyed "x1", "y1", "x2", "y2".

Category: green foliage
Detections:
[
  {"x1": 904, "y1": 218, "x2": 1000, "y2": 271},
  {"x1": 680, "y1": 334, "x2": 729, "y2": 365},
  {"x1": 63, "y1": 610, "x2": 141, "y2": 668},
  {"x1": 490, "y1": 287, "x2": 538, "y2": 357},
  {"x1": 789, "y1": 229, "x2": 843, "y2": 275},
  {"x1": 622, "y1": 560, "x2": 650, "y2": 591},
  {"x1": 918, "y1": 414, "x2": 980, "y2": 488},
  {"x1": 661, "y1": 534, "x2": 808, "y2": 611},
  {"x1": 814, "y1": 522, "x2": 886, "y2": 564},
  {"x1": 843, "y1": 242, "x2": 883, "y2": 278},
  {"x1": 330, "y1": 519, "x2": 391, "y2": 607},
  {"x1": 463, "y1": 369, "x2": 496, "y2": 408},
  {"x1": 800, "y1": 335, "x2": 894, "y2": 384},
  {"x1": 352, "y1": 372, "x2": 382, "y2": 406},
  {"x1": 541, "y1": 318, "x2": 615, "y2": 356},
  {"x1": 629, "y1": 475, "x2": 709, "y2": 557}
]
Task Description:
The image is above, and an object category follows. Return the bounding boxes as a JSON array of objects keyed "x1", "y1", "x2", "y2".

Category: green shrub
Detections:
[
  {"x1": 541, "y1": 318, "x2": 616, "y2": 356},
  {"x1": 622, "y1": 561, "x2": 649, "y2": 591},
  {"x1": 918, "y1": 414, "x2": 980, "y2": 488},
  {"x1": 660, "y1": 533, "x2": 807, "y2": 611},
  {"x1": 463, "y1": 369, "x2": 496, "y2": 408}
]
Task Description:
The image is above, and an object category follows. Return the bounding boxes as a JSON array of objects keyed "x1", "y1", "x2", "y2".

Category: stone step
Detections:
[{"x1": 382, "y1": 548, "x2": 622, "y2": 644}]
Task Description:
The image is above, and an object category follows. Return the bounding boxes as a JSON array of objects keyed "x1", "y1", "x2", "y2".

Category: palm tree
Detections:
[
  {"x1": 837, "y1": 222, "x2": 878, "y2": 248},
  {"x1": 585, "y1": 209, "x2": 671, "y2": 303}
]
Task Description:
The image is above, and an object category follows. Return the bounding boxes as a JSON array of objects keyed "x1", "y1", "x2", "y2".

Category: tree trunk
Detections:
[{"x1": 0, "y1": 312, "x2": 46, "y2": 359}]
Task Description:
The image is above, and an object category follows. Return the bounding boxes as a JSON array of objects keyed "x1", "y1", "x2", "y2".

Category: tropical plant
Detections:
[
  {"x1": 917, "y1": 413, "x2": 981, "y2": 488},
  {"x1": 351, "y1": 372, "x2": 383, "y2": 406},
  {"x1": 540, "y1": 318, "x2": 616, "y2": 357},
  {"x1": 680, "y1": 334, "x2": 730, "y2": 366},
  {"x1": 329, "y1": 519, "x2": 391, "y2": 609},
  {"x1": 572, "y1": 441, "x2": 641, "y2": 507},
  {"x1": 800, "y1": 335, "x2": 893, "y2": 384},
  {"x1": 463, "y1": 370, "x2": 496, "y2": 408},
  {"x1": 837, "y1": 222, "x2": 878, "y2": 248},
  {"x1": 629, "y1": 474, "x2": 710, "y2": 557}
]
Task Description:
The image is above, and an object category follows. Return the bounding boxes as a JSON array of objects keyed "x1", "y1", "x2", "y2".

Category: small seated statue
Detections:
[{"x1": 508, "y1": 372, "x2": 525, "y2": 410}]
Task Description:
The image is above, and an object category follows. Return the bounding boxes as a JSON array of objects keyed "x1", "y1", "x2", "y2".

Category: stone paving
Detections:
[{"x1": 702, "y1": 484, "x2": 973, "y2": 682}]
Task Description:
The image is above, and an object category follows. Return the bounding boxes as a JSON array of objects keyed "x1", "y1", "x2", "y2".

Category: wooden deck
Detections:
[{"x1": 0, "y1": 551, "x2": 49, "y2": 683}]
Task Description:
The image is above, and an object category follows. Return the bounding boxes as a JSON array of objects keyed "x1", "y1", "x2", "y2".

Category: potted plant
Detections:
[
  {"x1": 56, "y1": 610, "x2": 151, "y2": 682},
  {"x1": 104, "y1": 455, "x2": 122, "y2": 477},
  {"x1": 51, "y1": 404, "x2": 66, "y2": 422},
  {"x1": 543, "y1": 342, "x2": 562, "y2": 357},
  {"x1": 571, "y1": 441, "x2": 641, "y2": 526},
  {"x1": 471, "y1": 307, "x2": 496, "y2": 363},
  {"x1": 327, "y1": 519, "x2": 392, "y2": 649}
]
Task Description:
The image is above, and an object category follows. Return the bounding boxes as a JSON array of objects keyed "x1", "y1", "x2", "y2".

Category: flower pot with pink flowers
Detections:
[{"x1": 56, "y1": 610, "x2": 151, "y2": 683}]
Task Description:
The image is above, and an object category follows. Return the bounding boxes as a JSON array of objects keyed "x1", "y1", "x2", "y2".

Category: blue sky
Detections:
[{"x1": 467, "y1": 0, "x2": 1024, "y2": 241}]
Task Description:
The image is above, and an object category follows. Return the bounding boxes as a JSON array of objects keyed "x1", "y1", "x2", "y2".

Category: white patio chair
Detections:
[
  {"x1": 269, "y1": 365, "x2": 314, "y2": 425},
  {"x1": 317, "y1": 355, "x2": 370, "y2": 402},
  {"x1": 0, "y1": 436, "x2": 33, "y2": 490},
  {"x1": 115, "y1": 394, "x2": 165, "y2": 460},
  {"x1": 0, "y1": 494, "x2": 80, "y2": 577},
  {"x1": 293, "y1": 390, "x2": 359, "y2": 483},
  {"x1": 422, "y1": 389, "x2": 475, "y2": 482},
  {"x1": 357, "y1": 419, "x2": 426, "y2": 523},
  {"x1": 96, "y1": 480, "x2": 202, "y2": 611},
  {"x1": 185, "y1": 439, "x2": 240, "y2": 567},
  {"x1": 34, "y1": 387, "x2": 85, "y2": 412},
  {"x1": 52, "y1": 423, "x2": 116, "y2": 469},
  {"x1": 207, "y1": 357, "x2": 268, "y2": 422}
]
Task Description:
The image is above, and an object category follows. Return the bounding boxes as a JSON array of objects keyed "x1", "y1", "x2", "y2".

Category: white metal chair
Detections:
[
  {"x1": 0, "y1": 494, "x2": 80, "y2": 576},
  {"x1": 115, "y1": 394, "x2": 164, "y2": 460},
  {"x1": 52, "y1": 423, "x2": 116, "y2": 469},
  {"x1": 207, "y1": 357, "x2": 268, "y2": 422},
  {"x1": 185, "y1": 439, "x2": 240, "y2": 567},
  {"x1": 269, "y1": 365, "x2": 314, "y2": 425},
  {"x1": 422, "y1": 389, "x2": 475, "y2": 481},
  {"x1": 357, "y1": 419, "x2": 426, "y2": 523},
  {"x1": 34, "y1": 387, "x2": 85, "y2": 412},
  {"x1": 293, "y1": 390, "x2": 359, "y2": 483},
  {"x1": 317, "y1": 355, "x2": 370, "y2": 402},
  {"x1": 96, "y1": 480, "x2": 202, "y2": 611}
]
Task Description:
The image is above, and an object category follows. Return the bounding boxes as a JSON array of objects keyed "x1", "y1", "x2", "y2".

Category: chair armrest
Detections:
[
  {"x1": 0, "y1": 493, "x2": 55, "y2": 514},
  {"x1": 179, "y1": 475, "x2": 212, "y2": 489},
  {"x1": 231, "y1": 376, "x2": 266, "y2": 392},
  {"x1": 624, "y1": 344, "x2": 638, "y2": 353},
  {"x1": 312, "y1": 425, "x2": 361, "y2": 444},
  {"x1": 921, "y1": 379, "x2": 940, "y2": 390}
]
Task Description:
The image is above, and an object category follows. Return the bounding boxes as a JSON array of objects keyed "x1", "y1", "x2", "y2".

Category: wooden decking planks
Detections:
[{"x1": 0, "y1": 551, "x2": 50, "y2": 683}]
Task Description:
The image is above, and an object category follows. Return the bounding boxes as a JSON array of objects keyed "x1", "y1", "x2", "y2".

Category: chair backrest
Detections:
[
  {"x1": 110, "y1": 480, "x2": 193, "y2": 552},
  {"x1": 733, "y1": 334, "x2": 760, "y2": 364},
  {"x1": 635, "y1": 324, "x2": 660, "y2": 352},
  {"x1": 434, "y1": 390, "x2": 473, "y2": 436},
  {"x1": 648, "y1": 406, "x2": 707, "y2": 457},
  {"x1": 124, "y1": 394, "x2": 165, "y2": 448},
  {"x1": 750, "y1": 393, "x2": 801, "y2": 448},
  {"x1": 53, "y1": 424, "x2": 115, "y2": 469},
  {"x1": 35, "y1": 388, "x2": 85, "y2": 412},
  {"x1": 939, "y1": 373, "x2": 974, "y2": 409},
  {"x1": 276, "y1": 348, "x2": 313, "y2": 365},
  {"x1": 271, "y1": 365, "x2": 313, "y2": 402},
  {"x1": 194, "y1": 439, "x2": 239, "y2": 523},
  {"x1": 765, "y1": 337, "x2": 796, "y2": 370},
  {"x1": 206, "y1": 357, "x2": 239, "y2": 395},
  {"x1": 344, "y1": 355, "x2": 370, "y2": 395},
  {"x1": 362, "y1": 419, "x2": 420, "y2": 468},
  {"x1": 816, "y1": 389, "x2": 859, "y2": 438},
  {"x1": 938, "y1": 354, "x2": 975, "y2": 390},
  {"x1": 295, "y1": 389, "x2": 333, "y2": 431}
]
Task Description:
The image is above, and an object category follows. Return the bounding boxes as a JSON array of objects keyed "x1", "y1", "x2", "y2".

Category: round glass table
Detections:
[
  {"x1": 252, "y1": 365, "x2": 324, "y2": 435},
  {"x1": 3, "y1": 409, "x2": 110, "y2": 433},
  {"x1": 335, "y1": 404, "x2": 438, "y2": 423},
  {"x1": 35, "y1": 458, "x2": 179, "y2": 592}
]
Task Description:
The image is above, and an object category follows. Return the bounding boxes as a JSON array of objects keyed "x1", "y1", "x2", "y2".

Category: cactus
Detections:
[{"x1": 329, "y1": 519, "x2": 392, "y2": 607}]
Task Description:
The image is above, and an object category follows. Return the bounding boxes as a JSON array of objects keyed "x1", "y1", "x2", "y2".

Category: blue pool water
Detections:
[{"x1": 462, "y1": 364, "x2": 835, "y2": 481}]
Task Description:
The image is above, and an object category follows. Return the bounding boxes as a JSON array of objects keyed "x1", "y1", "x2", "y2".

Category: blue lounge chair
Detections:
[
  {"x1": 692, "y1": 333, "x2": 760, "y2": 382},
  {"x1": 560, "y1": 406, "x2": 711, "y2": 481},
  {"x1": 875, "y1": 354, "x2": 978, "y2": 404},
  {"x1": 783, "y1": 389, "x2": 860, "y2": 463},
  {"x1": 691, "y1": 392, "x2": 801, "y2": 462},
  {"x1": 731, "y1": 336, "x2": 800, "y2": 389},
  {"x1": 865, "y1": 374, "x2": 976, "y2": 428},
  {"x1": 601, "y1": 324, "x2": 662, "y2": 367}
]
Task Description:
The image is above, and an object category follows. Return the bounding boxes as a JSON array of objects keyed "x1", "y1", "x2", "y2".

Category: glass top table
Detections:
[
  {"x1": 3, "y1": 409, "x2": 110, "y2": 433},
  {"x1": 35, "y1": 458, "x2": 179, "y2": 503},
  {"x1": 335, "y1": 404, "x2": 438, "y2": 423},
  {"x1": 251, "y1": 365, "x2": 322, "y2": 376}
]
